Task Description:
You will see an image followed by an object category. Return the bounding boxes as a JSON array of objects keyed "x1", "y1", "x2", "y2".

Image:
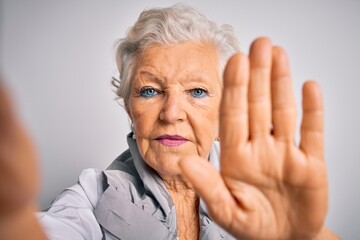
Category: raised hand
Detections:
[{"x1": 179, "y1": 38, "x2": 328, "y2": 240}]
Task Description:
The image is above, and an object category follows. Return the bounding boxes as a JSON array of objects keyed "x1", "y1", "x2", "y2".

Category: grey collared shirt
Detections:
[{"x1": 38, "y1": 134, "x2": 235, "y2": 239}]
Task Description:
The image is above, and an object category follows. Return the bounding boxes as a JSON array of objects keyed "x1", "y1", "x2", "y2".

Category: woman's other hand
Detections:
[
  {"x1": 0, "y1": 81, "x2": 39, "y2": 215},
  {"x1": 0, "y1": 80, "x2": 45, "y2": 239},
  {"x1": 179, "y1": 38, "x2": 332, "y2": 239}
]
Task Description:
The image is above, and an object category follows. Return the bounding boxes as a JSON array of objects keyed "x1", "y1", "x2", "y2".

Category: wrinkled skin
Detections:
[
  {"x1": 179, "y1": 38, "x2": 328, "y2": 240},
  {"x1": 127, "y1": 42, "x2": 221, "y2": 180}
]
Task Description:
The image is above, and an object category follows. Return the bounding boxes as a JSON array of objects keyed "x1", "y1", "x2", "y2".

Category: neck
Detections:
[{"x1": 163, "y1": 177, "x2": 200, "y2": 240}]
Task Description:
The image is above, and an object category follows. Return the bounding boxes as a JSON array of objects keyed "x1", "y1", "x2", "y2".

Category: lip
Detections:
[{"x1": 155, "y1": 134, "x2": 188, "y2": 147}]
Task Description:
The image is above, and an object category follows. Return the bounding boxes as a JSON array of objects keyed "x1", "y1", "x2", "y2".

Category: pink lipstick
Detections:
[{"x1": 155, "y1": 134, "x2": 188, "y2": 147}]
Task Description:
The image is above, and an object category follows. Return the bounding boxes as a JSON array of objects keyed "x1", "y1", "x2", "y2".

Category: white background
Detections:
[{"x1": 1, "y1": 0, "x2": 359, "y2": 238}]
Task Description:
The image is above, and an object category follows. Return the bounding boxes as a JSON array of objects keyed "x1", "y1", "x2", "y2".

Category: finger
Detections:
[
  {"x1": 220, "y1": 52, "x2": 249, "y2": 148},
  {"x1": 178, "y1": 157, "x2": 238, "y2": 228},
  {"x1": 271, "y1": 46, "x2": 297, "y2": 141},
  {"x1": 248, "y1": 37, "x2": 273, "y2": 138},
  {"x1": 300, "y1": 81, "x2": 324, "y2": 160}
]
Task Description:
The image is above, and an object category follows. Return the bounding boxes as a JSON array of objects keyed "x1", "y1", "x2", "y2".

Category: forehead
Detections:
[{"x1": 135, "y1": 41, "x2": 220, "y2": 84}]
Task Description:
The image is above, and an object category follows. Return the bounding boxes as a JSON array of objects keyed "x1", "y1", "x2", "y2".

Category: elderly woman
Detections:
[{"x1": 0, "y1": 4, "x2": 338, "y2": 240}]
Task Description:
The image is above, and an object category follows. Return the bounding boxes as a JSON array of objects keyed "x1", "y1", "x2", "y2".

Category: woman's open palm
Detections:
[{"x1": 180, "y1": 38, "x2": 328, "y2": 240}]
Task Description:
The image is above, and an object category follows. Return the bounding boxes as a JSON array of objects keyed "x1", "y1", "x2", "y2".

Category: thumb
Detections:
[{"x1": 178, "y1": 156, "x2": 236, "y2": 228}]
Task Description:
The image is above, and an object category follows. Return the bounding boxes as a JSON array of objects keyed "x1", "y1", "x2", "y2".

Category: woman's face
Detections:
[{"x1": 127, "y1": 41, "x2": 221, "y2": 178}]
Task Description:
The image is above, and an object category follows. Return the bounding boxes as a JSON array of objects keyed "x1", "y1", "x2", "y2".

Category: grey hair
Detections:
[{"x1": 112, "y1": 4, "x2": 240, "y2": 105}]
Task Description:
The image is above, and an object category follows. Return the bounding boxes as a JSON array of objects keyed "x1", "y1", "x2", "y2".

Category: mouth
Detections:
[{"x1": 155, "y1": 134, "x2": 188, "y2": 147}]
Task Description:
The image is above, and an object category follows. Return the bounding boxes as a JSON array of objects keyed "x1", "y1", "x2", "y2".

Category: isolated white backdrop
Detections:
[{"x1": 1, "y1": 0, "x2": 359, "y2": 239}]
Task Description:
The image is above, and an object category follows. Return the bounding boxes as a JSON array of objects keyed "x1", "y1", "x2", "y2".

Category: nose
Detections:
[{"x1": 159, "y1": 92, "x2": 186, "y2": 123}]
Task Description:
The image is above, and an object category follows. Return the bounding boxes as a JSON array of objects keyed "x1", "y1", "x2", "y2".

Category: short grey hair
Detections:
[{"x1": 112, "y1": 4, "x2": 240, "y2": 105}]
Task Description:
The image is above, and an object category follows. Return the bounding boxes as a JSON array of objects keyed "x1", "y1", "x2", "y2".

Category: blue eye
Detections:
[
  {"x1": 139, "y1": 87, "x2": 159, "y2": 98},
  {"x1": 190, "y1": 88, "x2": 208, "y2": 98}
]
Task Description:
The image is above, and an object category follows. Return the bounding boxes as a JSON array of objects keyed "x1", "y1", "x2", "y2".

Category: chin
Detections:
[
  {"x1": 143, "y1": 151, "x2": 186, "y2": 177},
  {"x1": 152, "y1": 162, "x2": 182, "y2": 178}
]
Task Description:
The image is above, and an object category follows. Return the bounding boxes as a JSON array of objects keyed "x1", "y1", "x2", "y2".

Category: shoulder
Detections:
[
  {"x1": 42, "y1": 168, "x2": 106, "y2": 210},
  {"x1": 45, "y1": 148, "x2": 141, "y2": 210}
]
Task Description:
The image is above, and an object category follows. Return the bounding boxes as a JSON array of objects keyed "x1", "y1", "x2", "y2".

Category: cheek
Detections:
[
  {"x1": 129, "y1": 99, "x2": 159, "y2": 136},
  {"x1": 205, "y1": 112, "x2": 219, "y2": 140},
  {"x1": 205, "y1": 97, "x2": 221, "y2": 133},
  {"x1": 192, "y1": 99, "x2": 220, "y2": 155}
]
